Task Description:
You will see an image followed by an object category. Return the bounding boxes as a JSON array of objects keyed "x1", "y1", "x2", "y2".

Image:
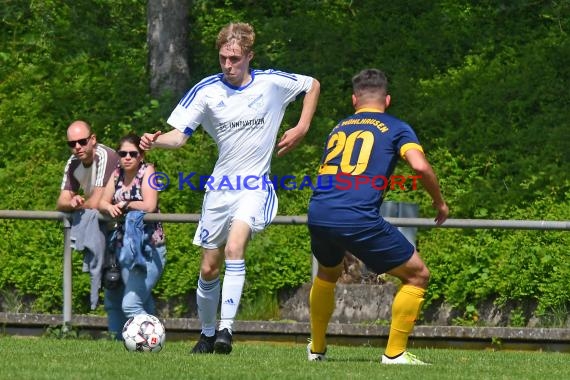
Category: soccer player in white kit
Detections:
[{"x1": 140, "y1": 22, "x2": 320, "y2": 354}]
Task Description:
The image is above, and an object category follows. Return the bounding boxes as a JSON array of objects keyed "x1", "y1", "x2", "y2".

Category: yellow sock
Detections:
[
  {"x1": 309, "y1": 276, "x2": 336, "y2": 353},
  {"x1": 385, "y1": 284, "x2": 425, "y2": 357}
]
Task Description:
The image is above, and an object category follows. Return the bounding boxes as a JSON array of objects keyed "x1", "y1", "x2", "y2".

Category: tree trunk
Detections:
[{"x1": 147, "y1": 0, "x2": 190, "y2": 98}]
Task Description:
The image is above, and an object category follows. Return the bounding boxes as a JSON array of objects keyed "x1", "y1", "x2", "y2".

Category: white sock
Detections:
[
  {"x1": 196, "y1": 275, "x2": 220, "y2": 337},
  {"x1": 219, "y1": 259, "x2": 246, "y2": 332}
]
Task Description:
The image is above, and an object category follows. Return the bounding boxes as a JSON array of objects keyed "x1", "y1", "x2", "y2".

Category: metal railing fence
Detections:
[{"x1": 0, "y1": 209, "x2": 568, "y2": 330}]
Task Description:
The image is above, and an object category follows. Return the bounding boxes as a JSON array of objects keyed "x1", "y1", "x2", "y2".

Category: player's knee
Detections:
[
  {"x1": 415, "y1": 265, "x2": 430, "y2": 288},
  {"x1": 224, "y1": 241, "x2": 245, "y2": 260},
  {"x1": 200, "y1": 261, "x2": 221, "y2": 278},
  {"x1": 400, "y1": 263, "x2": 430, "y2": 288},
  {"x1": 423, "y1": 265, "x2": 431, "y2": 282}
]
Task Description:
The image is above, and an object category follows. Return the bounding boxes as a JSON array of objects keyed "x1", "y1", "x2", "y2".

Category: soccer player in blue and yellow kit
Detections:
[{"x1": 306, "y1": 69, "x2": 448, "y2": 365}]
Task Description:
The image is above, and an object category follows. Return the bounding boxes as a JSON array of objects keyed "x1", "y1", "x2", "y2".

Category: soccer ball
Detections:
[{"x1": 122, "y1": 314, "x2": 166, "y2": 353}]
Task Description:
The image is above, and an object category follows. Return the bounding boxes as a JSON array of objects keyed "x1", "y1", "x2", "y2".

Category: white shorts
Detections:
[{"x1": 193, "y1": 184, "x2": 278, "y2": 249}]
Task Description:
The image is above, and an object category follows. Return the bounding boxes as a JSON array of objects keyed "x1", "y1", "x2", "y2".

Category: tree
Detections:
[{"x1": 147, "y1": 0, "x2": 190, "y2": 98}]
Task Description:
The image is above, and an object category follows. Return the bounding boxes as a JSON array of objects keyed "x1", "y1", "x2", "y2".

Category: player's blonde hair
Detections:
[{"x1": 216, "y1": 22, "x2": 255, "y2": 54}]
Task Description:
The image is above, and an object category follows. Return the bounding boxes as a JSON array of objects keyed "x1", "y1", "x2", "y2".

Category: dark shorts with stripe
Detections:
[{"x1": 308, "y1": 218, "x2": 415, "y2": 274}]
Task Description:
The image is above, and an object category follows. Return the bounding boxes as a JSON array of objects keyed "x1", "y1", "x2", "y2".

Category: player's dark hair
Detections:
[{"x1": 352, "y1": 69, "x2": 388, "y2": 97}]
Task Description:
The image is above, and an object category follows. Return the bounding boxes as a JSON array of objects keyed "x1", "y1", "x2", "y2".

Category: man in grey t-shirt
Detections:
[
  {"x1": 57, "y1": 120, "x2": 125, "y2": 339},
  {"x1": 57, "y1": 120, "x2": 118, "y2": 211}
]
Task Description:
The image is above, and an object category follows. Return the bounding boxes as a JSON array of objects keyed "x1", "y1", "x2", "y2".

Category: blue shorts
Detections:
[{"x1": 308, "y1": 219, "x2": 415, "y2": 274}]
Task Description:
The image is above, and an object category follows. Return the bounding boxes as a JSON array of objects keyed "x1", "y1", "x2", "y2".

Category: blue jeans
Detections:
[
  {"x1": 104, "y1": 243, "x2": 166, "y2": 339},
  {"x1": 104, "y1": 284, "x2": 127, "y2": 340},
  {"x1": 121, "y1": 243, "x2": 166, "y2": 317}
]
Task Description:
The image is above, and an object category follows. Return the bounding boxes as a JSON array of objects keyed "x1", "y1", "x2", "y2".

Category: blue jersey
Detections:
[{"x1": 308, "y1": 108, "x2": 423, "y2": 226}]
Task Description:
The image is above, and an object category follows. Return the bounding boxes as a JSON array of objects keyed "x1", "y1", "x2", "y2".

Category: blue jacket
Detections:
[{"x1": 118, "y1": 210, "x2": 148, "y2": 270}]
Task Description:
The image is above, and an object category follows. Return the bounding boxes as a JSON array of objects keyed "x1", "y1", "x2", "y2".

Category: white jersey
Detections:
[{"x1": 167, "y1": 69, "x2": 314, "y2": 190}]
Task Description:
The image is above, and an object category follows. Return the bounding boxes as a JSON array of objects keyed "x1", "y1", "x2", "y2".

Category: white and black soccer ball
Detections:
[{"x1": 122, "y1": 314, "x2": 166, "y2": 353}]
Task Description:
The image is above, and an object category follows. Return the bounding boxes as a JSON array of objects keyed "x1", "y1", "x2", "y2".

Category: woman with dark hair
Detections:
[{"x1": 99, "y1": 133, "x2": 166, "y2": 326}]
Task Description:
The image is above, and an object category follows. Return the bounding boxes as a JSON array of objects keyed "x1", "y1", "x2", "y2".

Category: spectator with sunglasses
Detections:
[
  {"x1": 57, "y1": 120, "x2": 119, "y2": 211},
  {"x1": 99, "y1": 133, "x2": 166, "y2": 324},
  {"x1": 57, "y1": 120, "x2": 125, "y2": 338}
]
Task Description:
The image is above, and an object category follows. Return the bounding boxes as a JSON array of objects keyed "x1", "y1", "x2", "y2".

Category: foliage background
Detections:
[{"x1": 0, "y1": 0, "x2": 568, "y2": 325}]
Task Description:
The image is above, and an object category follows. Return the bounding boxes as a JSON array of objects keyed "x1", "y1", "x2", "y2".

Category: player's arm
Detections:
[
  {"x1": 125, "y1": 165, "x2": 158, "y2": 213},
  {"x1": 277, "y1": 78, "x2": 321, "y2": 157},
  {"x1": 140, "y1": 129, "x2": 189, "y2": 150},
  {"x1": 404, "y1": 148, "x2": 449, "y2": 225},
  {"x1": 296, "y1": 78, "x2": 321, "y2": 134}
]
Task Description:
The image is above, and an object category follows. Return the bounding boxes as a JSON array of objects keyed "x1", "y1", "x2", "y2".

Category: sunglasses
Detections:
[
  {"x1": 118, "y1": 150, "x2": 140, "y2": 158},
  {"x1": 67, "y1": 135, "x2": 92, "y2": 148}
]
